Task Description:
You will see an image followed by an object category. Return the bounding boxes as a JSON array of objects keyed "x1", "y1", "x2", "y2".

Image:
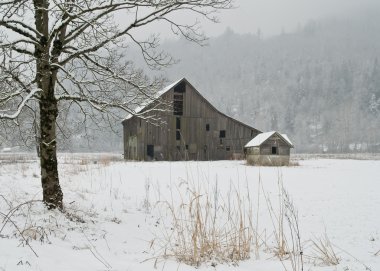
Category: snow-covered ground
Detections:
[{"x1": 0, "y1": 154, "x2": 379, "y2": 271}]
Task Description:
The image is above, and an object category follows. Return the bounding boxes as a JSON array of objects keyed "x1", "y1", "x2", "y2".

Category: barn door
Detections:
[{"x1": 147, "y1": 145, "x2": 154, "y2": 159}]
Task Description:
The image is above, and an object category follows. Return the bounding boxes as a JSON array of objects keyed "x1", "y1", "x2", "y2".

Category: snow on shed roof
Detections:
[
  {"x1": 244, "y1": 131, "x2": 294, "y2": 148},
  {"x1": 123, "y1": 78, "x2": 184, "y2": 121}
]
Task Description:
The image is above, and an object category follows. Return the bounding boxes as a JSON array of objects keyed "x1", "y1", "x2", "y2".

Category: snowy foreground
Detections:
[{"x1": 0, "y1": 154, "x2": 379, "y2": 271}]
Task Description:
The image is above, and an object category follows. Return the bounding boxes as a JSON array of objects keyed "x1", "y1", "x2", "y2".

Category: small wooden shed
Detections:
[{"x1": 244, "y1": 131, "x2": 294, "y2": 166}]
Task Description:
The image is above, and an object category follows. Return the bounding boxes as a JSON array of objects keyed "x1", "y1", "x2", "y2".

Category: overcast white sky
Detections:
[
  {"x1": 132, "y1": 0, "x2": 379, "y2": 40},
  {"x1": 208, "y1": 0, "x2": 379, "y2": 36}
]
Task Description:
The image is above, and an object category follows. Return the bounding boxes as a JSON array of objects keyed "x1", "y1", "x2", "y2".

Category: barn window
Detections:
[
  {"x1": 186, "y1": 145, "x2": 189, "y2": 150},
  {"x1": 176, "y1": 117, "x2": 181, "y2": 129},
  {"x1": 272, "y1": 146, "x2": 278, "y2": 155},
  {"x1": 206, "y1": 124, "x2": 210, "y2": 131},
  {"x1": 173, "y1": 94, "x2": 183, "y2": 115},
  {"x1": 176, "y1": 130, "x2": 181, "y2": 140},
  {"x1": 173, "y1": 101, "x2": 183, "y2": 115},
  {"x1": 219, "y1": 130, "x2": 226, "y2": 138},
  {"x1": 226, "y1": 146, "x2": 231, "y2": 151},
  {"x1": 174, "y1": 81, "x2": 186, "y2": 93}
]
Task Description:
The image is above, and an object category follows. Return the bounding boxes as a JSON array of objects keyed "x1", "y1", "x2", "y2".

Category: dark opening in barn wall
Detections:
[
  {"x1": 147, "y1": 145, "x2": 154, "y2": 158},
  {"x1": 173, "y1": 101, "x2": 183, "y2": 115},
  {"x1": 219, "y1": 130, "x2": 226, "y2": 138},
  {"x1": 174, "y1": 81, "x2": 186, "y2": 93},
  {"x1": 173, "y1": 94, "x2": 183, "y2": 115},
  {"x1": 203, "y1": 145, "x2": 208, "y2": 159},
  {"x1": 272, "y1": 146, "x2": 278, "y2": 155},
  {"x1": 176, "y1": 130, "x2": 181, "y2": 140},
  {"x1": 176, "y1": 117, "x2": 181, "y2": 129},
  {"x1": 206, "y1": 124, "x2": 210, "y2": 131}
]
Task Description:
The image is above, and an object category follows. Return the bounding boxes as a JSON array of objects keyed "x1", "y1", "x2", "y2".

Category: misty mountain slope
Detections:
[
  {"x1": 156, "y1": 13, "x2": 380, "y2": 152},
  {"x1": 4, "y1": 12, "x2": 379, "y2": 153}
]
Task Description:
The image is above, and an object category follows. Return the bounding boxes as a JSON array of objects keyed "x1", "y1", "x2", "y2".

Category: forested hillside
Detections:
[
  {"x1": 2, "y1": 10, "x2": 379, "y2": 153},
  {"x1": 158, "y1": 12, "x2": 380, "y2": 152}
]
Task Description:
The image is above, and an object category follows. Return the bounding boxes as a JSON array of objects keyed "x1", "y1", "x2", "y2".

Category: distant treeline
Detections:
[
  {"x1": 158, "y1": 12, "x2": 380, "y2": 153},
  {"x1": 2, "y1": 10, "x2": 380, "y2": 153}
]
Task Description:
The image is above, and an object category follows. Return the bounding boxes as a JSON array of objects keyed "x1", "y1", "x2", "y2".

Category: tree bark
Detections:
[
  {"x1": 39, "y1": 85, "x2": 63, "y2": 209},
  {"x1": 34, "y1": 0, "x2": 63, "y2": 209}
]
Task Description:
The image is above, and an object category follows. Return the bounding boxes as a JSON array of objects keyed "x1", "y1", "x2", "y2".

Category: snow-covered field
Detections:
[{"x1": 0, "y1": 154, "x2": 379, "y2": 271}]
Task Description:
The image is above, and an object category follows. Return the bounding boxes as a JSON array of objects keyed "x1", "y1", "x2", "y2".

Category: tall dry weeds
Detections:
[
  {"x1": 155, "y1": 178, "x2": 254, "y2": 266},
  {"x1": 261, "y1": 172, "x2": 304, "y2": 271},
  {"x1": 310, "y1": 232, "x2": 340, "y2": 266}
]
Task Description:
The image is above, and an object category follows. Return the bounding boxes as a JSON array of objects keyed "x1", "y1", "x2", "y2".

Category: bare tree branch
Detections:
[
  {"x1": 0, "y1": 0, "x2": 233, "y2": 209},
  {"x1": 0, "y1": 88, "x2": 41, "y2": 120}
]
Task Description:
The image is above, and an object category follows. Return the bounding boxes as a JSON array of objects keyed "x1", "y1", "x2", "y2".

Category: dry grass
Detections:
[
  {"x1": 78, "y1": 159, "x2": 90, "y2": 165},
  {"x1": 247, "y1": 157, "x2": 297, "y2": 167},
  {"x1": 60, "y1": 153, "x2": 122, "y2": 165},
  {"x1": 261, "y1": 174, "x2": 304, "y2": 271},
  {"x1": 310, "y1": 233, "x2": 340, "y2": 266},
  {"x1": 282, "y1": 188, "x2": 303, "y2": 271},
  {"x1": 293, "y1": 153, "x2": 380, "y2": 161},
  {"x1": 0, "y1": 153, "x2": 36, "y2": 164},
  {"x1": 153, "y1": 169, "x2": 308, "y2": 269},
  {"x1": 155, "y1": 179, "x2": 254, "y2": 266},
  {"x1": 64, "y1": 163, "x2": 89, "y2": 175},
  {"x1": 288, "y1": 160, "x2": 300, "y2": 167}
]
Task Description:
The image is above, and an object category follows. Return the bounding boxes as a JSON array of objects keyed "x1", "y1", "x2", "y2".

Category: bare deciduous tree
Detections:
[{"x1": 0, "y1": 0, "x2": 232, "y2": 209}]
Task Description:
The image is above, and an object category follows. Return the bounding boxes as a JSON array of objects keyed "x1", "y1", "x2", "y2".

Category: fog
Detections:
[
  {"x1": 213, "y1": 0, "x2": 380, "y2": 37},
  {"x1": 125, "y1": 2, "x2": 380, "y2": 153},
  {"x1": 125, "y1": 0, "x2": 380, "y2": 40},
  {"x1": 1, "y1": 0, "x2": 380, "y2": 153}
]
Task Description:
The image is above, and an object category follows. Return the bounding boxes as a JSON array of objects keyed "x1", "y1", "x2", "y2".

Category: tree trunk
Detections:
[
  {"x1": 39, "y1": 87, "x2": 63, "y2": 209},
  {"x1": 33, "y1": 0, "x2": 63, "y2": 210}
]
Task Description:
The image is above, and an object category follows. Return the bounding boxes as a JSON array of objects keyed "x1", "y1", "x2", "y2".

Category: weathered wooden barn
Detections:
[
  {"x1": 244, "y1": 131, "x2": 294, "y2": 166},
  {"x1": 122, "y1": 78, "x2": 261, "y2": 161}
]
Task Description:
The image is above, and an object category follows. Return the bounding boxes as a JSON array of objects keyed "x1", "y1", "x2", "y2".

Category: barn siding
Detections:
[{"x1": 123, "y1": 80, "x2": 260, "y2": 161}]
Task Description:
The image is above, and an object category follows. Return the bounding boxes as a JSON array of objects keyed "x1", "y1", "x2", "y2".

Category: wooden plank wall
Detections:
[
  {"x1": 124, "y1": 82, "x2": 260, "y2": 160},
  {"x1": 260, "y1": 137, "x2": 291, "y2": 156}
]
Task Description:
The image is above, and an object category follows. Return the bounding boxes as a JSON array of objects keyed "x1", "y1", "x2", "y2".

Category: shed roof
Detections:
[{"x1": 244, "y1": 131, "x2": 294, "y2": 148}]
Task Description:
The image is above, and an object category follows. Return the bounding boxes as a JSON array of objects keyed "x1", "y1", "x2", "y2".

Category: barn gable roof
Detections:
[
  {"x1": 244, "y1": 131, "x2": 294, "y2": 148},
  {"x1": 123, "y1": 78, "x2": 184, "y2": 121},
  {"x1": 123, "y1": 78, "x2": 261, "y2": 133}
]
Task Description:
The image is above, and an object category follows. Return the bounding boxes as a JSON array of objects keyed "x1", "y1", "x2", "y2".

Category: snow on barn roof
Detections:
[
  {"x1": 122, "y1": 78, "x2": 261, "y2": 133},
  {"x1": 123, "y1": 78, "x2": 184, "y2": 121},
  {"x1": 244, "y1": 131, "x2": 294, "y2": 148}
]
